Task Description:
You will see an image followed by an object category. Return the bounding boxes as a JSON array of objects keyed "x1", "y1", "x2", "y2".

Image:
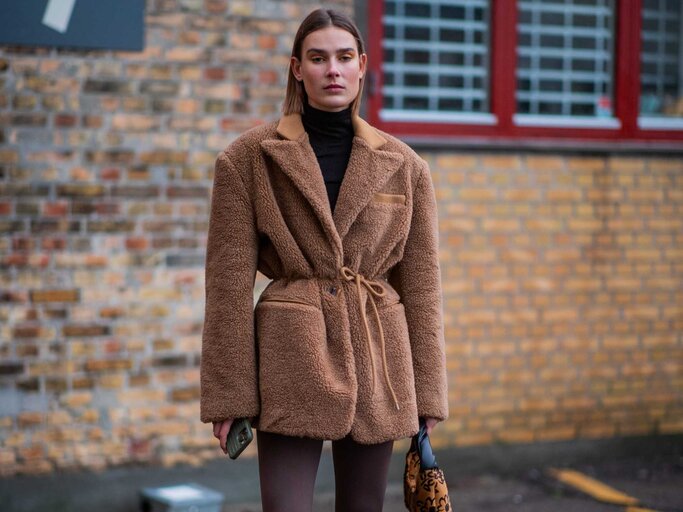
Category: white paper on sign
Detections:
[
  {"x1": 42, "y1": 0, "x2": 77, "y2": 34},
  {"x1": 155, "y1": 485, "x2": 205, "y2": 502}
]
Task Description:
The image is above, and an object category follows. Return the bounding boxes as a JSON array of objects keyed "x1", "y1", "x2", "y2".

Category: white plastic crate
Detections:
[{"x1": 139, "y1": 483, "x2": 224, "y2": 512}]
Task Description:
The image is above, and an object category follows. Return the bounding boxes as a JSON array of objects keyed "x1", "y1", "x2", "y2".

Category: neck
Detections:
[{"x1": 304, "y1": 102, "x2": 352, "y2": 117}]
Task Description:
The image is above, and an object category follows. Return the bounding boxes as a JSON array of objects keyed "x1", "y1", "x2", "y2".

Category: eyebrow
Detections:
[{"x1": 306, "y1": 47, "x2": 356, "y2": 55}]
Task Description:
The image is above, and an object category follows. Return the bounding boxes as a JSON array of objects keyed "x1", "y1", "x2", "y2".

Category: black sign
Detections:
[{"x1": 0, "y1": 0, "x2": 145, "y2": 51}]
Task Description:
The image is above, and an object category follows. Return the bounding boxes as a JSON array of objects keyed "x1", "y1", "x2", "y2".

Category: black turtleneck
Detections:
[{"x1": 301, "y1": 102, "x2": 354, "y2": 213}]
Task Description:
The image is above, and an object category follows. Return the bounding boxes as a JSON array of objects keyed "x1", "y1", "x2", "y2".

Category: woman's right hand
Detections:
[{"x1": 212, "y1": 419, "x2": 234, "y2": 455}]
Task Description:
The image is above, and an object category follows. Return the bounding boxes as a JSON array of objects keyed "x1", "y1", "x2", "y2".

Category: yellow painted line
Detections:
[{"x1": 548, "y1": 468, "x2": 640, "y2": 506}]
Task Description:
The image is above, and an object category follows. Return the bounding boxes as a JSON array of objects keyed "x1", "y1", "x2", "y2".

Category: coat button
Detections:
[{"x1": 328, "y1": 286, "x2": 337, "y2": 296}]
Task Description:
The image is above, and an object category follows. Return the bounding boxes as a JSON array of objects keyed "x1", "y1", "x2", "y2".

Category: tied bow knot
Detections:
[{"x1": 340, "y1": 266, "x2": 400, "y2": 411}]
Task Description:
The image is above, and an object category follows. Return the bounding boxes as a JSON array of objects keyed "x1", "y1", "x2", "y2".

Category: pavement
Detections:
[{"x1": 1, "y1": 434, "x2": 682, "y2": 512}]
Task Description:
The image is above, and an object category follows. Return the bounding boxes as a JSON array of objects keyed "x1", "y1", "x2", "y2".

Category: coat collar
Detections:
[
  {"x1": 261, "y1": 113, "x2": 404, "y2": 255},
  {"x1": 276, "y1": 113, "x2": 388, "y2": 150}
]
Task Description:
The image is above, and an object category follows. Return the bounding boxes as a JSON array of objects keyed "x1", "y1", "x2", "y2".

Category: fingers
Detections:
[
  {"x1": 211, "y1": 419, "x2": 234, "y2": 454},
  {"x1": 424, "y1": 417, "x2": 439, "y2": 436},
  {"x1": 219, "y1": 419, "x2": 233, "y2": 455}
]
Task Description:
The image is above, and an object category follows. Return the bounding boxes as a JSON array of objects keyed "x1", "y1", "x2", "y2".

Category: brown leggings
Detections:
[{"x1": 257, "y1": 429, "x2": 394, "y2": 512}]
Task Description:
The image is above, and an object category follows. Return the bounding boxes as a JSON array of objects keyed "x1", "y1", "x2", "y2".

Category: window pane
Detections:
[
  {"x1": 516, "y1": 0, "x2": 615, "y2": 117},
  {"x1": 382, "y1": 0, "x2": 491, "y2": 115},
  {"x1": 640, "y1": 0, "x2": 682, "y2": 118}
]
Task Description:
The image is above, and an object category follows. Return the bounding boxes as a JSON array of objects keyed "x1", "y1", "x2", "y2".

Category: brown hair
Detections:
[{"x1": 282, "y1": 8, "x2": 366, "y2": 116}]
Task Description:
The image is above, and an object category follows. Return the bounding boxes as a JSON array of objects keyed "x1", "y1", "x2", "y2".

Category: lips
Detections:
[{"x1": 324, "y1": 84, "x2": 344, "y2": 90}]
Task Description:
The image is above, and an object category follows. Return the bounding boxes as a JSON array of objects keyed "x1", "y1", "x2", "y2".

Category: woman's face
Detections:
[{"x1": 291, "y1": 26, "x2": 367, "y2": 112}]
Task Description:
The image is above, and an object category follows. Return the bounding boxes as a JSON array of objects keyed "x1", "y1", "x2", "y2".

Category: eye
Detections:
[
  {"x1": 311, "y1": 56, "x2": 324, "y2": 63},
  {"x1": 340, "y1": 54, "x2": 354, "y2": 62}
]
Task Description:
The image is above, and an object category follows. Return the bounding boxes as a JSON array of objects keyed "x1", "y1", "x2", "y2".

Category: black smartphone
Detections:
[{"x1": 226, "y1": 417, "x2": 253, "y2": 460}]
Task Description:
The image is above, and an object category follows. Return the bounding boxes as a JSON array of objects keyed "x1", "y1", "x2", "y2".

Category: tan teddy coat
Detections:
[{"x1": 200, "y1": 113, "x2": 448, "y2": 444}]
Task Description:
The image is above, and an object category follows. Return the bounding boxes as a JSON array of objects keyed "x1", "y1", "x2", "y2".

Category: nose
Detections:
[{"x1": 326, "y1": 58, "x2": 341, "y2": 76}]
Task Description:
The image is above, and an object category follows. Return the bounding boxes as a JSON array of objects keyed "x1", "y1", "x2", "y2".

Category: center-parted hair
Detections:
[{"x1": 283, "y1": 8, "x2": 366, "y2": 116}]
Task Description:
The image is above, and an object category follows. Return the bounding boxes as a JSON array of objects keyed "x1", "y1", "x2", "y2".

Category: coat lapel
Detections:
[
  {"x1": 333, "y1": 117, "x2": 404, "y2": 240},
  {"x1": 260, "y1": 129, "x2": 343, "y2": 257},
  {"x1": 260, "y1": 114, "x2": 404, "y2": 253}
]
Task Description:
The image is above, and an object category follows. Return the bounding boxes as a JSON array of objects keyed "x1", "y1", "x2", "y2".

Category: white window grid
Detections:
[
  {"x1": 516, "y1": 0, "x2": 615, "y2": 118},
  {"x1": 381, "y1": 0, "x2": 491, "y2": 119},
  {"x1": 640, "y1": 0, "x2": 682, "y2": 117}
]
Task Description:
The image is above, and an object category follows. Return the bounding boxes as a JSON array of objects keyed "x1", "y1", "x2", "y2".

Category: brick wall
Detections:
[
  {"x1": 0, "y1": 0, "x2": 352, "y2": 476},
  {"x1": 426, "y1": 152, "x2": 683, "y2": 449},
  {"x1": 1, "y1": 0, "x2": 682, "y2": 477}
]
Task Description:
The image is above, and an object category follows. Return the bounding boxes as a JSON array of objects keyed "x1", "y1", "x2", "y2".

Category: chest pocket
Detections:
[
  {"x1": 372, "y1": 192, "x2": 406, "y2": 205},
  {"x1": 345, "y1": 190, "x2": 410, "y2": 260}
]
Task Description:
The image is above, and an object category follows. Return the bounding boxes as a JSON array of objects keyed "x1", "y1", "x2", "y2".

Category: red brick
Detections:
[
  {"x1": 124, "y1": 98, "x2": 147, "y2": 113},
  {"x1": 546, "y1": 189, "x2": 582, "y2": 201},
  {"x1": 82, "y1": 115, "x2": 103, "y2": 128},
  {"x1": 258, "y1": 35, "x2": 277, "y2": 49},
  {"x1": 204, "y1": 67, "x2": 225, "y2": 80},
  {"x1": 111, "y1": 114, "x2": 159, "y2": 132},
  {"x1": 139, "y1": 151, "x2": 187, "y2": 165},
  {"x1": 0, "y1": 149, "x2": 19, "y2": 163},
  {"x1": 166, "y1": 185, "x2": 208, "y2": 198},
  {"x1": 57, "y1": 184, "x2": 105, "y2": 197},
  {"x1": 459, "y1": 188, "x2": 496, "y2": 201},
  {"x1": 166, "y1": 47, "x2": 207, "y2": 62},
  {"x1": 100, "y1": 307, "x2": 125, "y2": 318},
  {"x1": 84, "y1": 359, "x2": 133, "y2": 372},
  {"x1": 85, "y1": 255, "x2": 108, "y2": 267},
  {"x1": 43, "y1": 202, "x2": 68, "y2": 216},
  {"x1": 18, "y1": 412, "x2": 44, "y2": 428},
  {"x1": 100, "y1": 167, "x2": 121, "y2": 180},
  {"x1": 129, "y1": 373, "x2": 150, "y2": 387},
  {"x1": 16, "y1": 345, "x2": 39, "y2": 358},
  {"x1": 95, "y1": 203, "x2": 120, "y2": 215},
  {"x1": 87, "y1": 220, "x2": 135, "y2": 233},
  {"x1": 30, "y1": 289, "x2": 79, "y2": 303},
  {"x1": 196, "y1": 82, "x2": 241, "y2": 100},
  {"x1": 125, "y1": 237, "x2": 148, "y2": 250},
  {"x1": 63, "y1": 324, "x2": 110, "y2": 337},
  {"x1": 202, "y1": 0, "x2": 227, "y2": 12},
  {"x1": 482, "y1": 219, "x2": 519, "y2": 232},
  {"x1": 259, "y1": 69, "x2": 279, "y2": 85},
  {"x1": 525, "y1": 155, "x2": 564, "y2": 171},
  {"x1": 54, "y1": 113, "x2": 77, "y2": 128},
  {"x1": 170, "y1": 386, "x2": 200, "y2": 402},
  {"x1": 12, "y1": 237, "x2": 35, "y2": 251},
  {"x1": 481, "y1": 155, "x2": 521, "y2": 170}
]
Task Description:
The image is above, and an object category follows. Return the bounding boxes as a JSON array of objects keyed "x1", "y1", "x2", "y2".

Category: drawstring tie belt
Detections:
[{"x1": 340, "y1": 266, "x2": 400, "y2": 411}]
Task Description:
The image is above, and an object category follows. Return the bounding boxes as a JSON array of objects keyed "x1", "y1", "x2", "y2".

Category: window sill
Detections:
[
  {"x1": 513, "y1": 115, "x2": 621, "y2": 129},
  {"x1": 638, "y1": 117, "x2": 683, "y2": 130},
  {"x1": 399, "y1": 135, "x2": 683, "y2": 155},
  {"x1": 379, "y1": 110, "x2": 497, "y2": 125}
]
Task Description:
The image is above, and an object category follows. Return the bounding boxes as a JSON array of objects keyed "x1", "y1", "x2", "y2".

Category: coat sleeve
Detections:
[
  {"x1": 389, "y1": 159, "x2": 449, "y2": 421},
  {"x1": 200, "y1": 151, "x2": 260, "y2": 424}
]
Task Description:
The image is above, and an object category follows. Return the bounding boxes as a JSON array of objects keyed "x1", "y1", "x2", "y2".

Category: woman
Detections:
[{"x1": 200, "y1": 8, "x2": 448, "y2": 511}]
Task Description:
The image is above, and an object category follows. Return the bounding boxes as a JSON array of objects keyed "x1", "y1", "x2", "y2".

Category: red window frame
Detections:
[{"x1": 365, "y1": 0, "x2": 683, "y2": 144}]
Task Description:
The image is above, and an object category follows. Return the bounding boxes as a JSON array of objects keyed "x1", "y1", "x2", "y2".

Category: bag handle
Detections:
[{"x1": 415, "y1": 417, "x2": 438, "y2": 470}]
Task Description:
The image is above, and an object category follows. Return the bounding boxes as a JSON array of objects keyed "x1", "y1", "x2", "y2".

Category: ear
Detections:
[
  {"x1": 291, "y1": 56, "x2": 303, "y2": 81},
  {"x1": 358, "y1": 53, "x2": 368, "y2": 80}
]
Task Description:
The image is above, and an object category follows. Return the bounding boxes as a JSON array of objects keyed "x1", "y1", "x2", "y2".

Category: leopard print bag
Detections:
[{"x1": 403, "y1": 420, "x2": 451, "y2": 512}]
